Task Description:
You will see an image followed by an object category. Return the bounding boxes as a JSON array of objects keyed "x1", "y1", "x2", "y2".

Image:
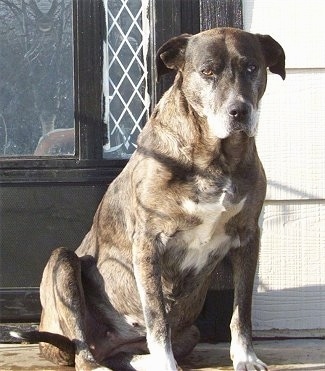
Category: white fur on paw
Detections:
[
  {"x1": 130, "y1": 354, "x2": 179, "y2": 371},
  {"x1": 233, "y1": 356, "x2": 268, "y2": 371},
  {"x1": 231, "y1": 340, "x2": 267, "y2": 371}
]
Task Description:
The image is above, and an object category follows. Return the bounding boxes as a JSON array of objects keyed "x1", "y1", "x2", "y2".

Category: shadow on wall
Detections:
[
  {"x1": 267, "y1": 180, "x2": 322, "y2": 200},
  {"x1": 252, "y1": 283, "x2": 325, "y2": 332}
]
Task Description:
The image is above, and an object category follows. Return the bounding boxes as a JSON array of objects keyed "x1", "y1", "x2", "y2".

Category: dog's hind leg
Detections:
[{"x1": 39, "y1": 247, "x2": 109, "y2": 370}]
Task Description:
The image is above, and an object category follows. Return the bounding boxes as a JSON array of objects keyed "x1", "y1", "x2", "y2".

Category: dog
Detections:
[{"x1": 11, "y1": 27, "x2": 285, "y2": 371}]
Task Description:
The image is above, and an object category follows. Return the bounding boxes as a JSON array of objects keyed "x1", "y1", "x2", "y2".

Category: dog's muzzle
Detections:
[
  {"x1": 205, "y1": 99, "x2": 257, "y2": 139},
  {"x1": 226, "y1": 100, "x2": 257, "y2": 137}
]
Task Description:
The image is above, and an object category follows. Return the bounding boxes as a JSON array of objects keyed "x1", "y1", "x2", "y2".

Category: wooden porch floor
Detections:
[{"x1": 0, "y1": 339, "x2": 324, "y2": 370}]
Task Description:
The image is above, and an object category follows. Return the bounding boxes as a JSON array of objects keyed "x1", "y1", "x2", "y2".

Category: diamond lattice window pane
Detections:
[{"x1": 103, "y1": 0, "x2": 149, "y2": 159}]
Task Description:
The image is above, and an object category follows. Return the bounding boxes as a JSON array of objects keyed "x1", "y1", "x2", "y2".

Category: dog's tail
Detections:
[
  {"x1": 10, "y1": 330, "x2": 75, "y2": 365},
  {"x1": 10, "y1": 330, "x2": 74, "y2": 350}
]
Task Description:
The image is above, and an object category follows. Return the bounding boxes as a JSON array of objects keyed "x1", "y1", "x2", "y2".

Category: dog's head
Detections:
[{"x1": 157, "y1": 28, "x2": 285, "y2": 139}]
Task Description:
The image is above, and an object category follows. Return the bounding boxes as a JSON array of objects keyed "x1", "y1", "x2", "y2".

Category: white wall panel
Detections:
[
  {"x1": 243, "y1": 0, "x2": 325, "y2": 334},
  {"x1": 243, "y1": 0, "x2": 325, "y2": 68},
  {"x1": 253, "y1": 202, "x2": 325, "y2": 330},
  {"x1": 256, "y1": 70, "x2": 325, "y2": 200}
]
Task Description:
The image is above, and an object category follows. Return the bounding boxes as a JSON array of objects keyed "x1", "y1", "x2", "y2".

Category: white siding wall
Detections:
[{"x1": 243, "y1": 0, "x2": 325, "y2": 332}]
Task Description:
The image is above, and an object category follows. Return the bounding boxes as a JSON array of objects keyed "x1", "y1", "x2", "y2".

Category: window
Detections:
[
  {"x1": 0, "y1": 0, "x2": 150, "y2": 159},
  {"x1": 0, "y1": 0, "x2": 74, "y2": 157},
  {"x1": 103, "y1": 0, "x2": 150, "y2": 159},
  {"x1": 0, "y1": 0, "x2": 182, "y2": 184},
  {"x1": 0, "y1": 0, "x2": 151, "y2": 160}
]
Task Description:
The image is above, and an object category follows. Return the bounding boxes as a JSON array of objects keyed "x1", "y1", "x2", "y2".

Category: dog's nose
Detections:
[{"x1": 227, "y1": 102, "x2": 251, "y2": 120}]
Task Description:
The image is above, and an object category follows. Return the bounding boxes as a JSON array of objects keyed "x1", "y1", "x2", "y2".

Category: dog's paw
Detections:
[
  {"x1": 233, "y1": 356, "x2": 268, "y2": 371},
  {"x1": 231, "y1": 339, "x2": 267, "y2": 371}
]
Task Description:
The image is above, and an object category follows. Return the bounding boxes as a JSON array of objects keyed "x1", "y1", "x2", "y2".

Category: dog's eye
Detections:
[{"x1": 201, "y1": 69, "x2": 214, "y2": 77}]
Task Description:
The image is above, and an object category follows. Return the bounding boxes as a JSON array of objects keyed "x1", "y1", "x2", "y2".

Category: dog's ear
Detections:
[
  {"x1": 156, "y1": 34, "x2": 192, "y2": 81},
  {"x1": 256, "y1": 34, "x2": 286, "y2": 80}
]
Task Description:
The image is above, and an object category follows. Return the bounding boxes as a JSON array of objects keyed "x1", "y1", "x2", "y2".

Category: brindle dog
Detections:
[{"x1": 11, "y1": 28, "x2": 285, "y2": 371}]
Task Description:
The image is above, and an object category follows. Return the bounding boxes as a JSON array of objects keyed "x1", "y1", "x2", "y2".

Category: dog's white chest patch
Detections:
[{"x1": 179, "y1": 194, "x2": 246, "y2": 272}]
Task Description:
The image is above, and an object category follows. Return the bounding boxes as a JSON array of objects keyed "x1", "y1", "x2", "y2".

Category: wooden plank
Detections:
[
  {"x1": 200, "y1": 0, "x2": 243, "y2": 30},
  {"x1": 243, "y1": 0, "x2": 325, "y2": 68},
  {"x1": 256, "y1": 70, "x2": 325, "y2": 200},
  {"x1": 1, "y1": 340, "x2": 325, "y2": 370},
  {"x1": 252, "y1": 201, "x2": 325, "y2": 330}
]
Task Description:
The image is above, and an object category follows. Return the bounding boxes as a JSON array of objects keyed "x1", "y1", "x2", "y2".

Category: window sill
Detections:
[{"x1": 0, "y1": 159, "x2": 128, "y2": 185}]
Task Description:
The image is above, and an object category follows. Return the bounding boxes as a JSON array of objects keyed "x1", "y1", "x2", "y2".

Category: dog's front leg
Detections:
[
  {"x1": 132, "y1": 234, "x2": 178, "y2": 371},
  {"x1": 229, "y1": 229, "x2": 267, "y2": 371}
]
